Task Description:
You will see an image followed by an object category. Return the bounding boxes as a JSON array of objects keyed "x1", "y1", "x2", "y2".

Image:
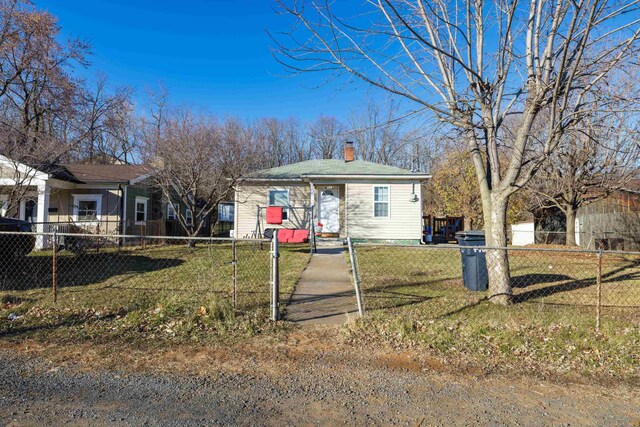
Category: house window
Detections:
[
  {"x1": 72, "y1": 194, "x2": 102, "y2": 223},
  {"x1": 77, "y1": 200, "x2": 96, "y2": 221},
  {"x1": 135, "y1": 196, "x2": 149, "y2": 225},
  {"x1": 218, "y1": 202, "x2": 234, "y2": 223},
  {"x1": 185, "y1": 208, "x2": 193, "y2": 225},
  {"x1": 268, "y1": 189, "x2": 289, "y2": 221},
  {"x1": 166, "y1": 203, "x2": 177, "y2": 220},
  {"x1": 373, "y1": 186, "x2": 390, "y2": 218}
]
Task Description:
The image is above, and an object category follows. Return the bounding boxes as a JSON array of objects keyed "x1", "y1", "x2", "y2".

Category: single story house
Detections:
[
  {"x1": 234, "y1": 142, "x2": 431, "y2": 244},
  {"x1": 0, "y1": 155, "x2": 211, "y2": 245}
]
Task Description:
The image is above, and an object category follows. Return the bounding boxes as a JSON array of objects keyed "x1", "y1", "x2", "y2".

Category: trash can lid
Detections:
[
  {"x1": 455, "y1": 230, "x2": 485, "y2": 240},
  {"x1": 455, "y1": 230, "x2": 485, "y2": 237}
]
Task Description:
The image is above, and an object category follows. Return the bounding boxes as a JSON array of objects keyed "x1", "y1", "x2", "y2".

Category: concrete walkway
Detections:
[{"x1": 285, "y1": 246, "x2": 358, "y2": 325}]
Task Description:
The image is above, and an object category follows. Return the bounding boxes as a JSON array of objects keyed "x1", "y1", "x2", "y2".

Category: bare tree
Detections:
[
  {"x1": 254, "y1": 117, "x2": 310, "y2": 167},
  {"x1": 143, "y1": 103, "x2": 257, "y2": 240},
  {"x1": 531, "y1": 104, "x2": 640, "y2": 246},
  {"x1": 101, "y1": 96, "x2": 140, "y2": 164},
  {"x1": 307, "y1": 115, "x2": 345, "y2": 159},
  {"x1": 273, "y1": 0, "x2": 640, "y2": 304},
  {"x1": 283, "y1": 116, "x2": 312, "y2": 163},
  {"x1": 349, "y1": 98, "x2": 407, "y2": 164},
  {"x1": 75, "y1": 75, "x2": 135, "y2": 163},
  {"x1": 0, "y1": 0, "x2": 89, "y2": 215},
  {"x1": 349, "y1": 97, "x2": 440, "y2": 171}
]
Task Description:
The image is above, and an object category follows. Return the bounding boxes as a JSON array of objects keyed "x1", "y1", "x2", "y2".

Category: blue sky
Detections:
[{"x1": 38, "y1": 0, "x2": 371, "y2": 120}]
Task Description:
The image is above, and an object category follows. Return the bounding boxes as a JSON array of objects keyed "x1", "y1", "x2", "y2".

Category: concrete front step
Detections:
[{"x1": 315, "y1": 237, "x2": 345, "y2": 247}]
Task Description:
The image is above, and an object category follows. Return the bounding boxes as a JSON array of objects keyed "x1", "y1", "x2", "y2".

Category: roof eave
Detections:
[
  {"x1": 239, "y1": 177, "x2": 305, "y2": 182},
  {"x1": 301, "y1": 174, "x2": 432, "y2": 181},
  {"x1": 75, "y1": 180, "x2": 130, "y2": 186}
]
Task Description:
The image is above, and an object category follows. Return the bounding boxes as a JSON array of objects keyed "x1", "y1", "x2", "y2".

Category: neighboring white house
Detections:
[
  {"x1": 0, "y1": 155, "x2": 159, "y2": 247},
  {"x1": 234, "y1": 142, "x2": 431, "y2": 244}
]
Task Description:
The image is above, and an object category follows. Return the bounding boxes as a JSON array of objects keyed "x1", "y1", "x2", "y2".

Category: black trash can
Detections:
[{"x1": 455, "y1": 230, "x2": 488, "y2": 291}]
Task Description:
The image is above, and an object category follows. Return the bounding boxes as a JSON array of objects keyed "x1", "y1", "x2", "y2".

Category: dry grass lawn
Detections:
[
  {"x1": 346, "y1": 245, "x2": 640, "y2": 380},
  {"x1": 0, "y1": 242, "x2": 311, "y2": 343}
]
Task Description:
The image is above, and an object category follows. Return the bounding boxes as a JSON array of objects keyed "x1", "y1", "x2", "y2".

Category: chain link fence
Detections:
[
  {"x1": 508, "y1": 229, "x2": 640, "y2": 251},
  {"x1": 0, "y1": 231, "x2": 276, "y2": 339},
  {"x1": 29, "y1": 219, "x2": 220, "y2": 238},
  {"x1": 350, "y1": 243, "x2": 639, "y2": 331}
]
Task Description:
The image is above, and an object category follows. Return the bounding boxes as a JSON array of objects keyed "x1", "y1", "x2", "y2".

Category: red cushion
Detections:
[
  {"x1": 266, "y1": 206, "x2": 283, "y2": 224},
  {"x1": 277, "y1": 229, "x2": 295, "y2": 243},
  {"x1": 291, "y1": 229, "x2": 310, "y2": 243}
]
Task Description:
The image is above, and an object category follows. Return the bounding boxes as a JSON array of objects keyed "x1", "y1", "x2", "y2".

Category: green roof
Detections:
[{"x1": 243, "y1": 159, "x2": 428, "y2": 180}]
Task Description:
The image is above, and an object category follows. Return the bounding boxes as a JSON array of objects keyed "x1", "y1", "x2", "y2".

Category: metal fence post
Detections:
[
  {"x1": 271, "y1": 231, "x2": 280, "y2": 321},
  {"x1": 232, "y1": 240, "x2": 238, "y2": 309},
  {"x1": 596, "y1": 249, "x2": 603, "y2": 331},
  {"x1": 52, "y1": 231, "x2": 58, "y2": 303},
  {"x1": 347, "y1": 237, "x2": 364, "y2": 317}
]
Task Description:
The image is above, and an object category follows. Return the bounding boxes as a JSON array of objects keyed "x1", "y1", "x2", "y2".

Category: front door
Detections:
[{"x1": 319, "y1": 187, "x2": 340, "y2": 234}]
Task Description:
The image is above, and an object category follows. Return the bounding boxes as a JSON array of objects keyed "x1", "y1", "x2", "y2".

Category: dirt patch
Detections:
[
  {"x1": 0, "y1": 335, "x2": 638, "y2": 426},
  {"x1": 377, "y1": 352, "x2": 423, "y2": 373}
]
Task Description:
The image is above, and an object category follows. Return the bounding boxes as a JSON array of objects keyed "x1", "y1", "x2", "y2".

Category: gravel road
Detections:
[{"x1": 1, "y1": 338, "x2": 638, "y2": 427}]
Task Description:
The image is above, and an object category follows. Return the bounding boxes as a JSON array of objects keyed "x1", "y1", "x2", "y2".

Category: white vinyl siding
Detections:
[
  {"x1": 234, "y1": 184, "x2": 311, "y2": 238},
  {"x1": 346, "y1": 181, "x2": 422, "y2": 240}
]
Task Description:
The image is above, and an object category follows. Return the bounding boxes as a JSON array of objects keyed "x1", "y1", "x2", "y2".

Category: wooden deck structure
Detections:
[{"x1": 423, "y1": 215, "x2": 465, "y2": 243}]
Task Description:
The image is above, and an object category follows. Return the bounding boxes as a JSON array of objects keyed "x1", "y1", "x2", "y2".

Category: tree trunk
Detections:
[
  {"x1": 484, "y1": 195, "x2": 512, "y2": 305},
  {"x1": 565, "y1": 205, "x2": 577, "y2": 246}
]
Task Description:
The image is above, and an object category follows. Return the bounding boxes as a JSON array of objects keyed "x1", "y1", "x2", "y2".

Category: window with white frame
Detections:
[
  {"x1": 185, "y1": 208, "x2": 193, "y2": 225},
  {"x1": 72, "y1": 194, "x2": 102, "y2": 222},
  {"x1": 373, "y1": 186, "x2": 390, "y2": 218},
  {"x1": 166, "y1": 202, "x2": 177, "y2": 220},
  {"x1": 268, "y1": 189, "x2": 289, "y2": 220},
  {"x1": 135, "y1": 196, "x2": 148, "y2": 224}
]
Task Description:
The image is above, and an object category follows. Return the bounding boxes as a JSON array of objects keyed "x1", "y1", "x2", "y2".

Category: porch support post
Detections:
[
  {"x1": 35, "y1": 182, "x2": 50, "y2": 249},
  {"x1": 309, "y1": 181, "x2": 315, "y2": 214},
  {"x1": 309, "y1": 181, "x2": 316, "y2": 254}
]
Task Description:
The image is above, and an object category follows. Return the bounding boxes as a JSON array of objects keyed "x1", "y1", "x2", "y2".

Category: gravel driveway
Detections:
[{"x1": 1, "y1": 339, "x2": 638, "y2": 426}]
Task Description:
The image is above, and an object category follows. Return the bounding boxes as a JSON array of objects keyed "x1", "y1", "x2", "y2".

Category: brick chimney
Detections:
[{"x1": 344, "y1": 141, "x2": 355, "y2": 162}]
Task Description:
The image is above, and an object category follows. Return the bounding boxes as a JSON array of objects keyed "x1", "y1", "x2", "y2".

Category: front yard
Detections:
[
  {"x1": 347, "y1": 246, "x2": 640, "y2": 380},
  {"x1": 2, "y1": 241, "x2": 639, "y2": 382},
  {"x1": 0, "y1": 242, "x2": 311, "y2": 343}
]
